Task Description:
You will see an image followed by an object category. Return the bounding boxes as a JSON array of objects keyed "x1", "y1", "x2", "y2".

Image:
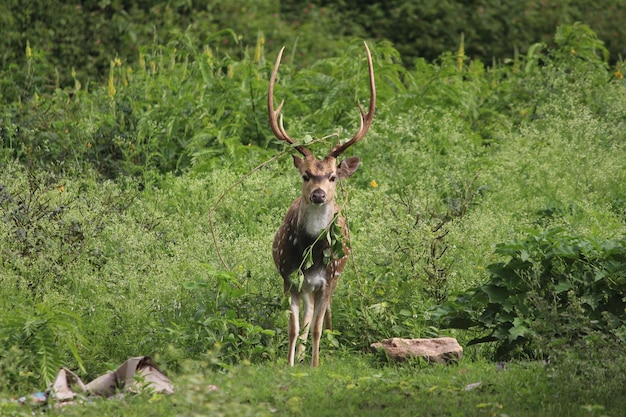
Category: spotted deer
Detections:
[{"x1": 269, "y1": 42, "x2": 375, "y2": 367}]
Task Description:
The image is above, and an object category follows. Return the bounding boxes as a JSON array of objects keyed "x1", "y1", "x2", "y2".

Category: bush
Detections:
[
  {"x1": 157, "y1": 265, "x2": 281, "y2": 369},
  {"x1": 1, "y1": 30, "x2": 275, "y2": 179},
  {"x1": 435, "y1": 227, "x2": 626, "y2": 359}
]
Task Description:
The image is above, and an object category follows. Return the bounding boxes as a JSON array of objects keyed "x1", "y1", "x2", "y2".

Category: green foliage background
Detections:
[
  {"x1": 302, "y1": 0, "x2": 626, "y2": 64},
  {"x1": 0, "y1": 1, "x2": 625, "y2": 412}
]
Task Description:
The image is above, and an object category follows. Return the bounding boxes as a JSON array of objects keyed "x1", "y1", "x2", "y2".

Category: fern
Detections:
[
  {"x1": 35, "y1": 327, "x2": 62, "y2": 387},
  {"x1": 0, "y1": 303, "x2": 86, "y2": 387}
]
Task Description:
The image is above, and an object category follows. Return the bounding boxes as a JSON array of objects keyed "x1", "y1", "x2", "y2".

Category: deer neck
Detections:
[{"x1": 298, "y1": 198, "x2": 335, "y2": 239}]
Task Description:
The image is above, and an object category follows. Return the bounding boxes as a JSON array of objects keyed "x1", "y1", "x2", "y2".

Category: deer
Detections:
[{"x1": 269, "y1": 42, "x2": 375, "y2": 367}]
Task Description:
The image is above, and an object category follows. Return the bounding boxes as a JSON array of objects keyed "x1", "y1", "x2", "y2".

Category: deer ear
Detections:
[
  {"x1": 292, "y1": 154, "x2": 304, "y2": 170},
  {"x1": 337, "y1": 157, "x2": 361, "y2": 179}
]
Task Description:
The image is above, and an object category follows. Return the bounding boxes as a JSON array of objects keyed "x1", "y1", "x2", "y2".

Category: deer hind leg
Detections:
[
  {"x1": 324, "y1": 303, "x2": 333, "y2": 331},
  {"x1": 287, "y1": 293, "x2": 300, "y2": 366},
  {"x1": 324, "y1": 263, "x2": 341, "y2": 331}
]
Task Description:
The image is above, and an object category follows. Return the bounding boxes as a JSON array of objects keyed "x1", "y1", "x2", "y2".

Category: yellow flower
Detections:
[
  {"x1": 204, "y1": 47, "x2": 214, "y2": 68},
  {"x1": 615, "y1": 69, "x2": 624, "y2": 79},
  {"x1": 370, "y1": 180, "x2": 378, "y2": 188}
]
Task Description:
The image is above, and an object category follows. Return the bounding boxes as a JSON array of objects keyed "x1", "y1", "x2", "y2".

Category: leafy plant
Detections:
[
  {"x1": 163, "y1": 265, "x2": 280, "y2": 368},
  {"x1": 299, "y1": 213, "x2": 347, "y2": 272},
  {"x1": 435, "y1": 227, "x2": 626, "y2": 359},
  {"x1": 0, "y1": 303, "x2": 85, "y2": 388},
  {"x1": 305, "y1": 0, "x2": 626, "y2": 66}
]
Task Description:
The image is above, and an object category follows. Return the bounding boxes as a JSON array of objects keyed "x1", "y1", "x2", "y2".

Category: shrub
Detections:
[
  {"x1": 158, "y1": 265, "x2": 281, "y2": 369},
  {"x1": 434, "y1": 227, "x2": 626, "y2": 359}
]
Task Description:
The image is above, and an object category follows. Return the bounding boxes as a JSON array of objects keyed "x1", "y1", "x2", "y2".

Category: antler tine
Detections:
[
  {"x1": 330, "y1": 41, "x2": 376, "y2": 158},
  {"x1": 268, "y1": 47, "x2": 311, "y2": 157}
]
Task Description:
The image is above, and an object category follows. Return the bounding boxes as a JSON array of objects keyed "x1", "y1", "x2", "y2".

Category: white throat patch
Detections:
[{"x1": 301, "y1": 203, "x2": 333, "y2": 238}]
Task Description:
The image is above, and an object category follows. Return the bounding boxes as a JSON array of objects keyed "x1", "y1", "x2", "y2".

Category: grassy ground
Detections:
[{"x1": 3, "y1": 351, "x2": 624, "y2": 417}]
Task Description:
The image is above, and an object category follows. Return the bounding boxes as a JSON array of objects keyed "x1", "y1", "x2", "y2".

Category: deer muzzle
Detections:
[{"x1": 310, "y1": 189, "x2": 327, "y2": 204}]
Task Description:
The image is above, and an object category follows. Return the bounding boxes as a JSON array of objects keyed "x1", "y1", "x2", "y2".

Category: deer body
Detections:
[
  {"x1": 273, "y1": 155, "x2": 359, "y2": 366},
  {"x1": 268, "y1": 43, "x2": 375, "y2": 367}
]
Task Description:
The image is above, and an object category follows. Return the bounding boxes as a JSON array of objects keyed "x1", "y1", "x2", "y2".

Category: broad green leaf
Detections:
[
  {"x1": 554, "y1": 281, "x2": 572, "y2": 293},
  {"x1": 480, "y1": 284, "x2": 509, "y2": 303},
  {"x1": 508, "y1": 324, "x2": 528, "y2": 341}
]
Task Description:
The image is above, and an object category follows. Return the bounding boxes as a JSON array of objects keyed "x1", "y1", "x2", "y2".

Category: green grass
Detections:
[{"x1": 3, "y1": 353, "x2": 625, "y2": 416}]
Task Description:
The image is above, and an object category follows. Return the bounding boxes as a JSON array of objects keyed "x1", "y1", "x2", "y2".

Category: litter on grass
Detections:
[{"x1": 20, "y1": 356, "x2": 173, "y2": 407}]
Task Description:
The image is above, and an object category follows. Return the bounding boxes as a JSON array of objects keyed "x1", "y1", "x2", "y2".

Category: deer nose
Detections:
[{"x1": 310, "y1": 189, "x2": 326, "y2": 204}]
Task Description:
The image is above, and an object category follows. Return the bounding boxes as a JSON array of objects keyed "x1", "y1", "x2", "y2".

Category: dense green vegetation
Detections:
[
  {"x1": 1, "y1": 2, "x2": 625, "y2": 415},
  {"x1": 303, "y1": 0, "x2": 626, "y2": 64},
  {"x1": 3, "y1": 0, "x2": 626, "y2": 88}
]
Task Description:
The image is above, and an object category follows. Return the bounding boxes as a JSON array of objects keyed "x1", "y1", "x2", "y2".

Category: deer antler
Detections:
[
  {"x1": 268, "y1": 47, "x2": 312, "y2": 157},
  {"x1": 268, "y1": 42, "x2": 376, "y2": 158},
  {"x1": 330, "y1": 42, "x2": 376, "y2": 158}
]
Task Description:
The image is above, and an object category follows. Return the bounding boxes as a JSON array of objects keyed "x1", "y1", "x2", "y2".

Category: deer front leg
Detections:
[
  {"x1": 288, "y1": 293, "x2": 300, "y2": 366},
  {"x1": 297, "y1": 291, "x2": 314, "y2": 362},
  {"x1": 310, "y1": 289, "x2": 331, "y2": 367}
]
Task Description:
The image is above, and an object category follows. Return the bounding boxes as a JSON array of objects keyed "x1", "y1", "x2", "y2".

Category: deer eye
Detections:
[
  {"x1": 302, "y1": 175, "x2": 310, "y2": 182},
  {"x1": 329, "y1": 175, "x2": 337, "y2": 182}
]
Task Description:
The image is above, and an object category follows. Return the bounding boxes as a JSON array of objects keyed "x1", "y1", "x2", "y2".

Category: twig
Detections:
[{"x1": 208, "y1": 150, "x2": 287, "y2": 270}]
